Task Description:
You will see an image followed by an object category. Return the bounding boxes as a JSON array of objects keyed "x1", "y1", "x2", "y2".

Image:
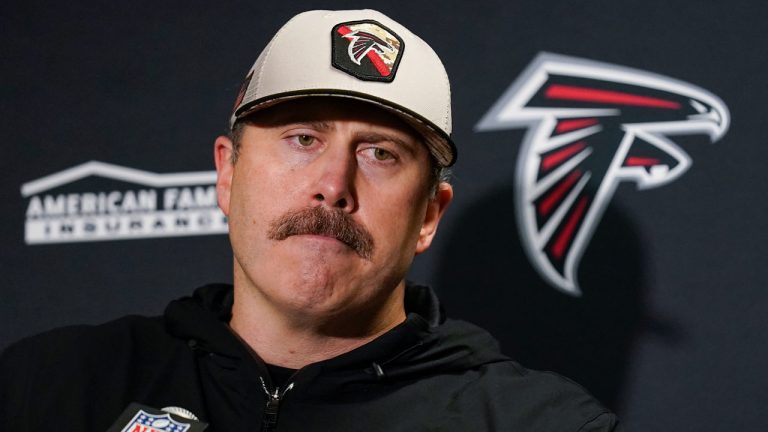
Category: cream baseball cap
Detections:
[{"x1": 230, "y1": 9, "x2": 456, "y2": 167}]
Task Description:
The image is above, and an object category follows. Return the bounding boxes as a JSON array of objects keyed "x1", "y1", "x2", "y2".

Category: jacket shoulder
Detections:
[
  {"x1": 476, "y1": 361, "x2": 622, "y2": 431},
  {"x1": 419, "y1": 317, "x2": 621, "y2": 430},
  {"x1": 1, "y1": 314, "x2": 170, "y2": 365},
  {"x1": 0, "y1": 315, "x2": 194, "y2": 431}
]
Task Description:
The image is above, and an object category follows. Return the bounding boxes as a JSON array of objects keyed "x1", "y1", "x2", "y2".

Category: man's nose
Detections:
[{"x1": 311, "y1": 148, "x2": 357, "y2": 212}]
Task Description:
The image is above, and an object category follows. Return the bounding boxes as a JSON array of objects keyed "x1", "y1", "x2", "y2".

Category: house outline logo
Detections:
[{"x1": 21, "y1": 161, "x2": 228, "y2": 244}]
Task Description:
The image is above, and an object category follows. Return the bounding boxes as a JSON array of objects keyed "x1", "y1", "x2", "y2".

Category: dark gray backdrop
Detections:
[{"x1": 2, "y1": 1, "x2": 767, "y2": 431}]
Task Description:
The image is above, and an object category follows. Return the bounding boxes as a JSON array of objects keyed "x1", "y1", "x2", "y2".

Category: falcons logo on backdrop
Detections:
[
  {"x1": 477, "y1": 53, "x2": 729, "y2": 295},
  {"x1": 342, "y1": 30, "x2": 395, "y2": 65}
]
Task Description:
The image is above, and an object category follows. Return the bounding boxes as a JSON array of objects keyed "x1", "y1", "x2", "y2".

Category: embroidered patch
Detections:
[
  {"x1": 331, "y1": 20, "x2": 404, "y2": 82},
  {"x1": 107, "y1": 403, "x2": 208, "y2": 432},
  {"x1": 119, "y1": 410, "x2": 189, "y2": 432}
]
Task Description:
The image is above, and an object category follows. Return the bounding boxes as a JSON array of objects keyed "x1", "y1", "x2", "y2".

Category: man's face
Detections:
[{"x1": 215, "y1": 98, "x2": 452, "y2": 329}]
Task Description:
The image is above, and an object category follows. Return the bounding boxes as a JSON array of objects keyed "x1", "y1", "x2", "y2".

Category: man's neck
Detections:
[{"x1": 229, "y1": 277, "x2": 407, "y2": 370}]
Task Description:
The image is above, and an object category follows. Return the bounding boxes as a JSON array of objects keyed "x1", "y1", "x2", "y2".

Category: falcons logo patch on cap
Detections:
[
  {"x1": 477, "y1": 53, "x2": 730, "y2": 296},
  {"x1": 332, "y1": 20, "x2": 404, "y2": 82}
]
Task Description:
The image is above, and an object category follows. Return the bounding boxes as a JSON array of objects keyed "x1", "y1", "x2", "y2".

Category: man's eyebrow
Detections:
[
  {"x1": 249, "y1": 112, "x2": 334, "y2": 130},
  {"x1": 269, "y1": 119, "x2": 334, "y2": 131},
  {"x1": 291, "y1": 121, "x2": 334, "y2": 131},
  {"x1": 353, "y1": 131, "x2": 419, "y2": 155}
]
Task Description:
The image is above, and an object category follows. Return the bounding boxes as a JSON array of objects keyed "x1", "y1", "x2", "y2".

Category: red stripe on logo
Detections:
[
  {"x1": 555, "y1": 118, "x2": 599, "y2": 133},
  {"x1": 538, "y1": 170, "x2": 582, "y2": 216},
  {"x1": 551, "y1": 196, "x2": 589, "y2": 260},
  {"x1": 545, "y1": 85, "x2": 681, "y2": 109},
  {"x1": 367, "y1": 51, "x2": 391, "y2": 77},
  {"x1": 541, "y1": 142, "x2": 587, "y2": 171},
  {"x1": 625, "y1": 156, "x2": 661, "y2": 166}
]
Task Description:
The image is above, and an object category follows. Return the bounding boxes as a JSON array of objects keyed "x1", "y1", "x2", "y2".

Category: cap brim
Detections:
[{"x1": 234, "y1": 90, "x2": 457, "y2": 167}]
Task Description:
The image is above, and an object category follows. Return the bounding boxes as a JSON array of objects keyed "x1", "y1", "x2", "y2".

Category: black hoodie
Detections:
[{"x1": 0, "y1": 284, "x2": 621, "y2": 431}]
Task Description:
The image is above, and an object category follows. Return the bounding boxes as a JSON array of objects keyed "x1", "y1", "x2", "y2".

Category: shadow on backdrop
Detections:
[{"x1": 435, "y1": 181, "x2": 669, "y2": 412}]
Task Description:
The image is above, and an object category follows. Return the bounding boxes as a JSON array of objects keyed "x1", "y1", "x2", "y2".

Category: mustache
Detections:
[{"x1": 267, "y1": 206, "x2": 374, "y2": 260}]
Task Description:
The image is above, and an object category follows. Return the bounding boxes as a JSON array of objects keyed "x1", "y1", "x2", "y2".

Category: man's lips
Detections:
[{"x1": 292, "y1": 233, "x2": 348, "y2": 245}]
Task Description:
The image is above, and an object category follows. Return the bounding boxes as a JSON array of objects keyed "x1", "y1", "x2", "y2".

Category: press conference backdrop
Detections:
[{"x1": 2, "y1": 1, "x2": 766, "y2": 430}]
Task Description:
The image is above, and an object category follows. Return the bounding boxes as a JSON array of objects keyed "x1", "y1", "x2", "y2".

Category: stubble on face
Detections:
[{"x1": 267, "y1": 205, "x2": 375, "y2": 260}]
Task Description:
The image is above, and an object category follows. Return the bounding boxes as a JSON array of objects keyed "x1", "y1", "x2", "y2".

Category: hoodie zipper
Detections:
[{"x1": 260, "y1": 376, "x2": 294, "y2": 432}]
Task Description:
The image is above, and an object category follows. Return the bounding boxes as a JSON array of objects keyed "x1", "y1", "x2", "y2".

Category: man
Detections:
[{"x1": 0, "y1": 9, "x2": 621, "y2": 431}]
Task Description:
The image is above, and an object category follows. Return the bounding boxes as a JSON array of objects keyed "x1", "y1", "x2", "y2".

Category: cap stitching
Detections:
[{"x1": 440, "y1": 62, "x2": 451, "y2": 132}]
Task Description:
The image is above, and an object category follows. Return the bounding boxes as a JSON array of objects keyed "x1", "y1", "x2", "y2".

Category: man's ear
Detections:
[
  {"x1": 214, "y1": 135, "x2": 235, "y2": 216},
  {"x1": 415, "y1": 182, "x2": 453, "y2": 255}
]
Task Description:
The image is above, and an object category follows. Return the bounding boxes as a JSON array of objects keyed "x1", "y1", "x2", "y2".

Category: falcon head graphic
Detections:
[
  {"x1": 476, "y1": 53, "x2": 729, "y2": 295},
  {"x1": 342, "y1": 30, "x2": 395, "y2": 66}
]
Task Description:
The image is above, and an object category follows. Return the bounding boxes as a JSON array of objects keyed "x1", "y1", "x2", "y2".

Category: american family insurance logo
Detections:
[
  {"x1": 21, "y1": 161, "x2": 227, "y2": 244},
  {"x1": 477, "y1": 53, "x2": 729, "y2": 295}
]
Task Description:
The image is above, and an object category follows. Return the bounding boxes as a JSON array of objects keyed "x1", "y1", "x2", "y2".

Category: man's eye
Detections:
[
  {"x1": 297, "y1": 135, "x2": 315, "y2": 146},
  {"x1": 373, "y1": 148, "x2": 394, "y2": 161}
]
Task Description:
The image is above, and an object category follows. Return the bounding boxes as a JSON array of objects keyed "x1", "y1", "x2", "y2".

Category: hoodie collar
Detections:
[{"x1": 164, "y1": 283, "x2": 506, "y2": 380}]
